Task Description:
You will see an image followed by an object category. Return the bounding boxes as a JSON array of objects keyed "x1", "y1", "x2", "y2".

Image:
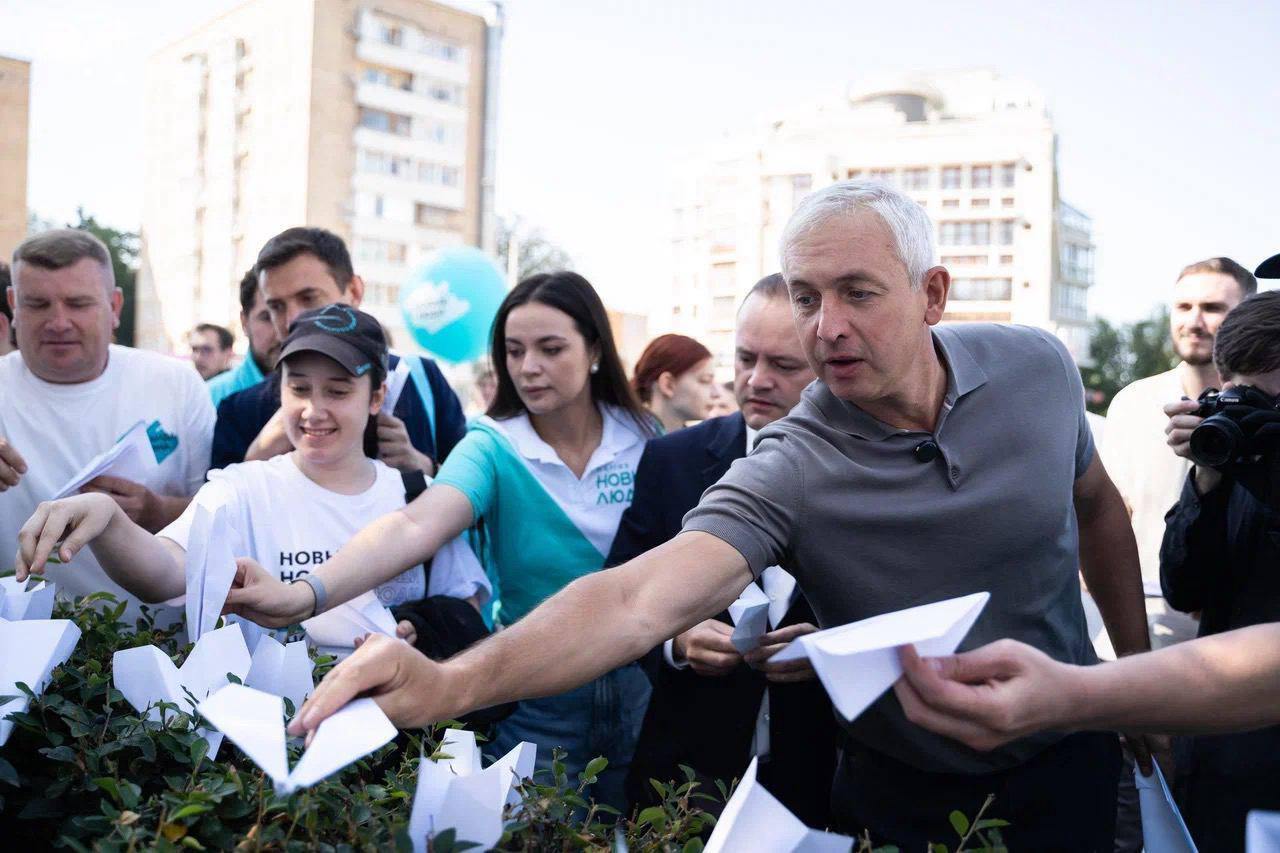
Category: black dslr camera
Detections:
[{"x1": 1189, "y1": 385, "x2": 1280, "y2": 469}]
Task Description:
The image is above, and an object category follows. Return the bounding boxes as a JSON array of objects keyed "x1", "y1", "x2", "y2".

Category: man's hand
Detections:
[
  {"x1": 289, "y1": 633, "x2": 444, "y2": 741},
  {"x1": 80, "y1": 475, "x2": 165, "y2": 531},
  {"x1": 672, "y1": 619, "x2": 742, "y2": 677},
  {"x1": 743, "y1": 622, "x2": 819, "y2": 683},
  {"x1": 1124, "y1": 732, "x2": 1174, "y2": 779},
  {"x1": 376, "y1": 413, "x2": 435, "y2": 475},
  {"x1": 354, "y1": 620, "x2": 418, "y2": 648},
  {"x1": 15, "y1": 493, "x2": 119, "y2": 578},
  {"x1": 223, "y1": 558, "x2": 315, "y2": 627},
  {"x1": 1164, "y1": 399, "x2": 1222, "y2": 493},
  {"x1": 0, "y1": 436, "x2": 27, "y2": 491},
  {"x1": 893, "y1": 641, "x2": 1082, "y2": 752},
  {"x1": 245, "y1": 408, "x2": 293, "y2": 461}
]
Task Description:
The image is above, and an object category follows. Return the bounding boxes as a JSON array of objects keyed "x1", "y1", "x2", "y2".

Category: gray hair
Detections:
[
  {"x1": 780, "y1": 180, "x2": 936, "y2": 290},
  {"x1": 12, "y1": 228, "x2": 115, "y2": 290}
]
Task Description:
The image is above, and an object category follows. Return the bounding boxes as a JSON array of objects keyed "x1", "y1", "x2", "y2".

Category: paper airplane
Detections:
[
  {"x1": 409, "y1": 728, "x2": 537, "y2": 853},
  {"x1": 1247, "y1": 811, "x2": 1280, "y2": 852},
  {"x1": 381, "y1": 358, "x2": 412, "y2": 415},
  {"x1": 245, "y1": 635, "x2": 314, "y2": 714},
  {"x1": 183, "y1": 503, "x2": 238, "y2": 642},
  {"x1": 53, "y1": 419, "x2": 158, "y2": 499},
  {"x1": 728, "y1": 566, "x2": 798, "y2": 653},
  {"x1": 771, "y1": 592, "x2": 989, "y2": 722},
  {"x1": 705, "y1": 757, "x2": 852, "y2": 852},
  {"x1": 302, "y1": 590, "x2": 398, "y2": 655},
  {"x1": 0, "y1": 618, "x2": 82, "y2": 746},
  {"x1": 1136, "y1": 763, "x2": 1197, "y2": 852},
  {"x1": 0, "y1": 576, "x2": 57, "y2": 621},
  {"x1": 197, "y1": 683, "x2": 396, "y2": 795}
]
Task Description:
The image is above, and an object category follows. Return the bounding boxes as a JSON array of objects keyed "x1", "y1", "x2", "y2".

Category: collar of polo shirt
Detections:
[{"x1": 813, "y1": 328, "x2": 990, "y2": 441}]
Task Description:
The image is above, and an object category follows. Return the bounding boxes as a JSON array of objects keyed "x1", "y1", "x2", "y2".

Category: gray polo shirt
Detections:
[{"x1": 682, "y1": 323, "x2": 1098, "y2": 774}]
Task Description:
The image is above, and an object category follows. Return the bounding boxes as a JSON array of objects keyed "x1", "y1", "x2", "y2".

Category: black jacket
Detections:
[
  {"x1": 606, "y1": 413, "x2": 836, "y2": 826},
  {"x1": 1161, "y1": 468, "x2": 1280, "y2": 852}
]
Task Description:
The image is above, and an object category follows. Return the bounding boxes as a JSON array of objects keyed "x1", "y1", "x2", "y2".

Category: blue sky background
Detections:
[{"x1": 3, "y1": 0, "x2": 1276, "y2": 321}]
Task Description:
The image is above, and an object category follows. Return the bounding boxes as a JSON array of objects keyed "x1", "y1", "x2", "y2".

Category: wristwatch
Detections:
[{"x1": 292, "y1": 574, "x2": 327, "y2": 618}]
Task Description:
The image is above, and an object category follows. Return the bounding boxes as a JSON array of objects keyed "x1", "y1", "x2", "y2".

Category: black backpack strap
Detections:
[{"x1": 400, "y1": 469, "x2": 432, "y2": 588}]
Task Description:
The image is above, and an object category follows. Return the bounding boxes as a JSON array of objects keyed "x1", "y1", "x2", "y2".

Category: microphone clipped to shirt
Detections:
[{"x1": 913, "y1": 440, "x2": 940, "y2": 464}]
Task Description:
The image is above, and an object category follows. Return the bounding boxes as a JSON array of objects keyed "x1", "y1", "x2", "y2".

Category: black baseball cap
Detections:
[
  {"x1": 278, "y1": 304, "x2": 388, "y2": 378},
  {"x1": 1257, "y1": 253, "x2": 1280, "y2": 279}
]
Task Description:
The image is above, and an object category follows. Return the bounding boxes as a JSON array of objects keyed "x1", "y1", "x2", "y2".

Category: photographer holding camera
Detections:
[{"x1": 1160, "y1": 289, "x2": 1280, "y2": 850}]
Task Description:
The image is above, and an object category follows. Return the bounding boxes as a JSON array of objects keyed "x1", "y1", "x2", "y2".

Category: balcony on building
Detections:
[{"x1": 355, "y1": 9, "x2": 471, "y2": 87}]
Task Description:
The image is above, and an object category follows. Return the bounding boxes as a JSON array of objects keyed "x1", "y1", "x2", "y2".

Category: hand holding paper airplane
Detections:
[
  {"x1": 198, "y1": 683, "x2": 396, "y2": 794},
  {"x1": 53, "y1": 420, "x2": 158, "y2": 500},
  {"x1": 727, "y1": 566, "x2": 799, "y2": 654},
  {"x1": 302, "y1": 590, "x2": 398, "y2": 655}
]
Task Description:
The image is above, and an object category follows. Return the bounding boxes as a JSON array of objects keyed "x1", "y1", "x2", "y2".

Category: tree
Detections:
[
  {"x1": 1080, "y1": 307, "x2": 1178, "y2": 414},
  {"x1": 72, "y1": 209, "x2": 140, "y2": 347},
  {"x1": 495, "y1": 215, "x2": 573, "y2": 283}
]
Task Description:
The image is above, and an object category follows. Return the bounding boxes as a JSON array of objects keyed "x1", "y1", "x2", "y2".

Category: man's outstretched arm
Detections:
[
  {"x1": 288, "y1": 531, "x2": 754, "y2": 735},
  {"x1": 894, "y1": 624, "x2": 1280, "y2": 752}
]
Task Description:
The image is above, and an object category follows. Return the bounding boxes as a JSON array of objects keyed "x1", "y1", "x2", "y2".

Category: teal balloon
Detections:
[{"x1": 399, "y1": 247, "x2": 506, "y2": 363}]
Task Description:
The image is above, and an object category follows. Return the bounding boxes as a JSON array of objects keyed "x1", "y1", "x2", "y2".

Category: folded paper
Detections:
[
  {"x1": 245, "y1": 635, "x2": 314, "y2": 714},
  {"x1": 0, "y1": 618, "x2": 82, "y2": 746},
  {"x1": 771, "y1": 592, "x2": 989, "y2": 722},
  {"x1": 0, "y1": 576, "x2": 56, "y2": 621},
  {"x1": 705, "y1": 757, "x2": 852, "y2": 852},
  {"x1": 381, "y1": 358, "x2": 412, "y2": 415},
  {"x1": 183, "y1": 503, "x2": 238, "y2": 642},
  {"x1": 302, "y1": 590, "x2": 398, "y2": 655},
  {"x1": 409, "y1": 728, "x2": 537, "y2": 853},
  {"x1": 727, "y1": 566, "x2": 798, "y2": 653},
  {"x1": 1247, "y1": 811, "x2": 1280, "y2": 852},
  {"x1": 1136, "y1": 763, "x2": 1197, "y2": 852},
  {"x1": 198, "y1": 683, "x2": 396, "y2": 794},
  {"x1": 53, "y1": 419, "x2": 158, "y2": 499}
]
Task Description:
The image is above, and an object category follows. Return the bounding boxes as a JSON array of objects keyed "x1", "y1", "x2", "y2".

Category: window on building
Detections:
[
  {"x1": 441, "y1": 166, "x2": 460, "y2": 187},
  {"x1": 1000, "y1": 254, "x2": 1014, "y2": 265},
  {"x1": 1055, "y1": 282, "x2": 1088, "y2": 320},
  {"x1": 940, "y1": 255, "x2": 987, "y2": 266},
  {"x1": 971, "y1": 220, "x2": 991, "y2": 245},
  {"x1": 421, "y1": 37, "x2": 460, "y2": 61},
  {"x1": 950, "y1": 277, "x2": 1013, "y2": 301},
  {"x1": 373, "y1": 195, "x2": 384, "y2": 217},
  {"x1": 359, "y1": 107, "x2": 410, "y2": 137},
  {"x1": 356, "y1": 239, "x2": 408, "y2": 264},
  {"x1": 1001, "y1": 197, "x2": 1015, "y2": 208},
  {"x1": 846, "y1": 169, "x2": 862, "y2": 179},
  {"x1": 971, "y1": 198, "x2": 990, "y2": 208},
  {"x1": 791, "y1": 174, "x2": 812, "y2": 210},
  {"x1": 1001, "y1": 163, "x2": 1017, "y2": 188},
  {"x1": 998, "y1": 220, "x2": 1016, "y2": 246},
  {"x1": 381, "y1": 24, "x2": 403, "y2": 46},
  {"x1": 712, "y1": 295, "x2": 736, "y2": 325},
  {"x1": 427, "y1": 82, "x2": 464, "y2": 104},
  {"x1": 971, "y1": 165, "x2": 993, "y2": 189},
  {"x1": 941, "y1": 166, "x2": 962, "y2": 189},
  {"x1": 903, "y1": 168, "x2": 929, "y2": 190},
  {"x1": 869, "y1": 168, "x2": 895, "y2": 184},
  {"x1": 942, "y1": 198, "x2": 960, "y2": 209},
  {"x1": 415, "y1": 203, "x2": 454, "y2": 228}
]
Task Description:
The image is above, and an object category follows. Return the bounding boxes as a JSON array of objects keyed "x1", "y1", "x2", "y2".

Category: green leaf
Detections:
[
  {"x1": 949, "y1": 809, "x2": 970, "y2": 837},
  {"x1": 119, "y1": 780, "x2": 142, "y2": 810},
  {"x1": 636, "y1": 806, "x2": 667, "y2": 828},
  {"x1": 930, "y1": 844, "x2": 949, "y2": 853},
  {"x1": 170, "y1": 803, "x2": 214, "y2": 821},
  {"x1": 0, "y1": 756, "x2": 18, "y2": 787},
  {"x1": 579, "y1": 756, "x2": 608, "y2": 784},
  {"x1": 975, "y1": 819, "x2": 1011, "y2": 829},
  {"x1": 189, "y1": 736, "x2": 209, "y2": 768},
  {"x1": 682, "y1": 839, "x2": 705, "y2": 853},
  {"x1": 92, "y1": 777, "x2": 121, "y2": 803}
]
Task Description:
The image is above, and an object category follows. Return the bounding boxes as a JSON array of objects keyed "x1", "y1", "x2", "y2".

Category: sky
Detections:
[{"x1": 2, "y1": 0, "x2": 1277, "y2": 322}]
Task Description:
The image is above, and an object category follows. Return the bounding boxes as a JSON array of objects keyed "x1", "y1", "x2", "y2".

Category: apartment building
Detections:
[
  {"x1": 665, "y1": 70, "x2": 1095, "y2": 372},
  {"x1": 0, "y1": 55, "x2": 30, "y2": 260},
  {"x1": 136, "y1": 0, "x2": 500, "y2": 354}
]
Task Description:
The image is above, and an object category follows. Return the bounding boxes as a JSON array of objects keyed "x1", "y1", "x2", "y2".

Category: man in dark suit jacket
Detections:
[{"x1": 607, "y1": 274, "x2": 837, "y2": 826}]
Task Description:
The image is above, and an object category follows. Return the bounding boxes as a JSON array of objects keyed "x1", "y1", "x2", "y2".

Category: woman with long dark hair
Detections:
[{"x1": 222, "y1": 272, "x2": 656, "y2": 810}]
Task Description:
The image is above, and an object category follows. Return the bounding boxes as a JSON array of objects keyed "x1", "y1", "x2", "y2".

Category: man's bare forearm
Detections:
[
  {"x1": 1078, "y1": 480, "x2": 1149, "y2": 656},
  {"x1": 437, "y1": 532, "x2": 751, "y2": 722},
  {"x1": 1072, "y1": 624, "x2": 1280, "y2": 734}
]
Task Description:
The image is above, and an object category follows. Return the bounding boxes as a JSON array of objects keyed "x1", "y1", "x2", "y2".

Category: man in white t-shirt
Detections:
[
  {"x1": 1101, "y1": 256, "x2": 1255, "y2": 650},
  {"x1": 0, "y1": 229, "x2": 214, "y2": 612}
]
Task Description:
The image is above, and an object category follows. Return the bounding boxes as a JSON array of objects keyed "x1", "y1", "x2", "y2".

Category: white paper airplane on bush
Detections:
[
  {"x1": 183, "y1": 503, "x2": 239, "y2": 642},
  {"x1": 728, "y1": 566, "x2": 798, "y2": 653},
  {"x1": 1136, "y1": 763, "x2": 1197, "y2": 852},
  {"x1": 705, "y1": 757, "x2": 852, "y2": 852},
  {"x1": 197, "y1": 683, "x2": 396, "y2": 794},
  {"x1": 409, "y1": 728, "x2": 537, "y2": 853},
  {"x1": 0, "y1": 575, "x2": 56, "y2": 621},
  {"x1": 302, "y1": 589, "x2": 398, "y2": 655},
  {"x1": 771, "y1": 592, "x2": 990, "y2": 722},
  {"x1": 0, "y1": 617, "x2": 82, "y2": 746},
  {"x1": 53, "y1": 419, "x2": 158, "y2": 499}
]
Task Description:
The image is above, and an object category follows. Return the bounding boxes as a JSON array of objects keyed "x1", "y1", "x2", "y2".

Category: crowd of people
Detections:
[{"x1": 2, "y1": 179, "x2": 1278, "y2": 851}]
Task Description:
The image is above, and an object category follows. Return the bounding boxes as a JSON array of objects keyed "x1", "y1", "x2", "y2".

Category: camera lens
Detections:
[{"x1": 1190, "y1": 415, "x2": 1245, "y2": 468}]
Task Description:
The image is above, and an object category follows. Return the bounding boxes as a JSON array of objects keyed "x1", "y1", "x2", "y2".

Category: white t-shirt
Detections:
[
  {"x1": 0, "y1": 346, "x2": 214, "y2": 614},
  {"x1": 1101, "y1": 367, "x2": 1192, "y2": 592},
  {"x1": 158, "y1": 453, "x2": 490, "y2": 607}
]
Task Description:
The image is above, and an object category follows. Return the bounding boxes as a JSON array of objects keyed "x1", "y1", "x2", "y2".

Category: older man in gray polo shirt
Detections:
[{"x1": 231, "y1": 181, "x2": 1152, "y2": 850}]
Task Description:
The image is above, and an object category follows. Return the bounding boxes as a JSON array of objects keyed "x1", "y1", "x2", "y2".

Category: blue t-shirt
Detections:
[{"x1": 210, "y1": 353, "x2": 466, "y2": 471}]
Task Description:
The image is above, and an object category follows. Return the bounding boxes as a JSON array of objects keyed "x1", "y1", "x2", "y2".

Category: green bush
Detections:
[{"x1": 0, "y1": 594, "x2": 1006, "y2": 851}]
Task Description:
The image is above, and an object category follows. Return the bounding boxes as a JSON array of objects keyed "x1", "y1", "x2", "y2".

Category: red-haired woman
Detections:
[{"x1": 631, "y1": 334, "x2": 721, "y2": 433}]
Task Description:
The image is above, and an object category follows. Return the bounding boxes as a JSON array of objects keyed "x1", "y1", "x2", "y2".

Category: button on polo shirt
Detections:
[{"x1": 682, "y1": 323, "x2": 1098, "y2": 775}]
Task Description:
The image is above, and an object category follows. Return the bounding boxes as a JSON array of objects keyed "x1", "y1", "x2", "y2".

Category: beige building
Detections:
[
  {"x1": 664, "y1": 70, "x2": 1095, "y2": 374},
  {"x1": 137, "y1": 0, "x2": 500, "y2": 354},
  {"x1": 0, "y1": 55, "x2": 30, "y2": 260}
]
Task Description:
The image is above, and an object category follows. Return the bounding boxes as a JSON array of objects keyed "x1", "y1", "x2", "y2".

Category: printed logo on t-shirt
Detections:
[
  {"x1": 146, "y1": 420, "x2": 179, "y2": 464},
  {"x1": 594, "y1": 461, "x2": 635, "y2": 506},
  {"x1": 278, "y1": 549, "x2": 333, "y2": 583}
]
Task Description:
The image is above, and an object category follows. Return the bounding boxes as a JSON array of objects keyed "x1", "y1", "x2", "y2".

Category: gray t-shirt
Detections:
[{"x1": 683, "y1": 323, "x2": 1098, "y2": 774}]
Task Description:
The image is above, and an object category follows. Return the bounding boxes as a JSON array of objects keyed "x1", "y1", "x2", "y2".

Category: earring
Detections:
[{"x1": 590, "y1": 362, "x2": 600, "y2": 374}]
